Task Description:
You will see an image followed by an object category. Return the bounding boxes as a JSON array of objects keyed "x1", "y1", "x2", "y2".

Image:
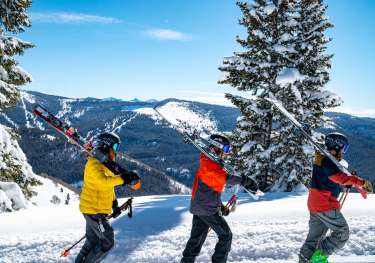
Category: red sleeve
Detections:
[
  {"x1": 197, "y1": 154, "x2": 227, "y2": 192},
  {"x1": 328, "y1": 172, "x2": 364, "y2": 187}
]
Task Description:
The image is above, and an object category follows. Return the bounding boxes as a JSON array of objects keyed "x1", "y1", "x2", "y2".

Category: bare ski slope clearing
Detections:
[{"x1": 0, "y1": 192, "x2": 374, "y2": 263}]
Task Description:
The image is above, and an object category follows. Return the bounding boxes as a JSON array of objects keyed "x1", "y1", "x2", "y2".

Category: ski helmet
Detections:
[
  {"x1": 325, "y1": 132, "x2": 349, "y2": 153},
  {"x1": 94, "y1": 132, "x2": 121, "y2": 152},
  {"x1": 208, "y1": 134, "x2": 231, "y2": 153}
]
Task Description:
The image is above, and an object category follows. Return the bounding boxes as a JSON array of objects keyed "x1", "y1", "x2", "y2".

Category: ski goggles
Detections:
[
  {"x1": 222, "y1": 144, "x2": 231, "y2": 154},
  {"x1": 112, "y1": 143, "x2": 120, "y2": 152}
]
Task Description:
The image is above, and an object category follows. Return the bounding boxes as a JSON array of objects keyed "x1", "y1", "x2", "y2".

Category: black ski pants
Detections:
[
  {"x1": 75, "y1": 214, "x2": 114, "y2": 263},
  {"x1": 181, "y1": 213, "x2": 232, "y2": 263}
]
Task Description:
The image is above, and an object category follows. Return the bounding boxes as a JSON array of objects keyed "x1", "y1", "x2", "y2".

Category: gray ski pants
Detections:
[
  {"x1": 75, "y1": 214, "x2": 114, "y2": 263},
  {"x1": 299, "y1": 209, "x2": 349, "y2": 262}
]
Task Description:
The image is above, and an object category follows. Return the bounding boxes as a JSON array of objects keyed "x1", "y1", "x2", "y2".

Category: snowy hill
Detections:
[
  {"x1": 0, "y1": 192, "x2": 374, "y2": 262},
  {"x1": 1, "y1": 90, "x2": 374, "y2": 192},
  {"x1": 0, "y1": 123, "x2": 78, "y2": 212}
]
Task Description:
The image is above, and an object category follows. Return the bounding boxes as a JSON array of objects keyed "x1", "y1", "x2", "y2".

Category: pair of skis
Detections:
[
  {"x1": 32, "y1": 104, "x2": 141, "y2": 191},
  {"x1": 153, "y1": 104, "x2": 264, "y2": 201},
  {"x1": 263, "y1": 98, "x2": 368, "y2": 199}
]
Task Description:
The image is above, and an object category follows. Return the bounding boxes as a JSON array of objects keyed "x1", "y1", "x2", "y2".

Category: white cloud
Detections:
[
  {"x1": 30, "y1": 12, "x2": 122, "y2": 24},
  {"x1": 144, "y1": 28, "x2": 192, "y2": 41}
]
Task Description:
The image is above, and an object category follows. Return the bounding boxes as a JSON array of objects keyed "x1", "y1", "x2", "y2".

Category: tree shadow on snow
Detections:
[{"x1": 232, "y1": 191, "x2": 306, "y2": 206}]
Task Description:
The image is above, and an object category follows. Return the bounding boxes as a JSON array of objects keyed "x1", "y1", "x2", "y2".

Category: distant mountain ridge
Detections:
[{"x1": 1, "y1": 90, "x2": 374, "y2": 193}]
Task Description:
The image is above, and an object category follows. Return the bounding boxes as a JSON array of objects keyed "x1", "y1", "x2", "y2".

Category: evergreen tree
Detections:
[
  {"x1": 219, "y1": 0, "x2": 299, "y2": 191},
  {"x1": 0, "y1": 0, "x2": 38, "y2": 202},
  {"x1": 271, "y1": 0, "x2": 341, "y2": 190},
  {"x1": 219, "y1": 0, "x2": 339, "y2": 191},
  {"x1": 0, "y1": 0, "x2": 33, "y2": 109}
]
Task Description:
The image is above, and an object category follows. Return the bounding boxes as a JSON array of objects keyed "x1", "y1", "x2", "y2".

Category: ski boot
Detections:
[{"x1": 310, "y1": 250, "x2": 328, "y2": 263}]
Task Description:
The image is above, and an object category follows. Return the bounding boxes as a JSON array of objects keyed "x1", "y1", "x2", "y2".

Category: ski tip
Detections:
[{"x1": 60, "y1": 249, "x2": 70, "y2": 257}]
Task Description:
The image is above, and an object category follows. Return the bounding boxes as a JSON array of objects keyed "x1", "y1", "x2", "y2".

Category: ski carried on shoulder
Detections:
[
  {"x1": 32, "y1": 104, "x2": 141, "y2": 190},
  {"x1": 153, "y1": 103, "x2": 263, "y2": 200},
  {"x1": 263, "y1": 98, "x2": 368, "y2": 199}
]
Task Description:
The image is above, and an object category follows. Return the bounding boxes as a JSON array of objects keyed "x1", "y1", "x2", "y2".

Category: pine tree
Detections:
[
  {"x1": 219, "y1": 0, "x2": 300, "y2": 191},
  {"x1": 271, "y1": 0, "x2": 341, "y2": 190},
  {"x1": 219, "y1": 0, "x2": 339, "y2": 191},
  {"x1": 0, "y1": 0, "x2": 38, "y2": 203},
  {"x1": 0, "y1": 0, "x2": 33, "y2": 109},
  {"x1": 295, "y1": 0, "x2": 341, "y2": 123}
]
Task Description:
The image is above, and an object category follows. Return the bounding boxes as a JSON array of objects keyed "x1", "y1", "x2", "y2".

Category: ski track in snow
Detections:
[{"x1": 1, "y1": 193, "x2": 374, "y2": 263}]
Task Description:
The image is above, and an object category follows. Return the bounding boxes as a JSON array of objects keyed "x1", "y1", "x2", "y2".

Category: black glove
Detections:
[
  {"x1": 221, "y1": 203, "x2": 230, "y2": 216},
  {"x1": 121, "y1": 170, "x2": 140, "y2": 185},
  {"x1": 241, "y1": 175, "x2": 254, "y2": 188},
  {"x1": 112, "y1": 199, "x2": 122, "y2": 218}
]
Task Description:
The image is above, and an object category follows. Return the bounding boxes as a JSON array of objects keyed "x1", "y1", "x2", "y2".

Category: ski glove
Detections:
[
  {"x1": 112, "y1": 199, "x2": 122, "y2": 218},
  {"x1": 362, "y1": 179, "x2": 373, "y2": 193},
  {"x1": 241, "y1": 175, "x2": 254, "y2": 189},
  {"x1": 221, "y1": 203, "x2": 230, "y2": 216},
  {"x1": 120, "y1": 171, "x2": 140, "y2": 185}
]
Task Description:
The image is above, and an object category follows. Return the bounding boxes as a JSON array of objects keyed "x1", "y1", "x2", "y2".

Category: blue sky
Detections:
[{"x1": 19, "y1": 0, "x2": 375, "y2": 116}]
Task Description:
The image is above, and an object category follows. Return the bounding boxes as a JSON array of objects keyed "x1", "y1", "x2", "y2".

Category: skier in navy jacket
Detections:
[{"x1": 299, "y1": 132, "x2": 373, "y2": 263}]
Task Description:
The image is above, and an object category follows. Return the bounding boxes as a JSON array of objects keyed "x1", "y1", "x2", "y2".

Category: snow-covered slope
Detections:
[
  {"x1": 0, "y1": 192, "x2": 374, "y2": 263},
  {"x1": 0, "y1": 123, "x2": 78, "y2": 212},
  {"x1": 156, "y1": 101, "x2": 218, "y2": 134}
]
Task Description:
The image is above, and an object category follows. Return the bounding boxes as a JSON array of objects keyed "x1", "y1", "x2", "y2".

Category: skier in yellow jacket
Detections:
[{"x1": 75, "y1": 132, "x2": 140, "y2": 263}]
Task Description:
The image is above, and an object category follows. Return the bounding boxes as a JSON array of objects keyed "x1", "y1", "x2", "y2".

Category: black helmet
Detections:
[
  {"x1": 94, "y1": 132, "x2": 121, "y2": 152},
  {"x1": 325, "y1": 132, "x2": 349, "y2": 153},
  {"x1": 208, "y1": 134, "x2": 231, "y2": 153}
]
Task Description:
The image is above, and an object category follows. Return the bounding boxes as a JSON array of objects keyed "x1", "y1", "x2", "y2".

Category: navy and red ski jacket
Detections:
[{"x1": 308, "y1": 152, "x2": 364, "y2": 213}]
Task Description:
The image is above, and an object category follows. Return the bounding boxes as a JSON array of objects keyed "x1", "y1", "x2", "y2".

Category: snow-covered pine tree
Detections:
[
  {"x1": 0, "y1": 0, "x2": 33, "y2": 109},
  {"x1": 270, "y1": 0, "x2": 341, "y2": 190},
  {"x1": 219, "y1": 0, "x2": 300, "y2": 191},
  {"x1": 0, "y1": 0, "x2": 39, "y2": 204},
  {"x1": 220, "y1": 0, "x2": 340, "y2": 192},
  {"x1": 295, "y1": 0, "x2": 341, "y2": 124}
]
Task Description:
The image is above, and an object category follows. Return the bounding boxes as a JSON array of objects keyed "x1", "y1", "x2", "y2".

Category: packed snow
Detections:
[{"x1": 0, "y1": 192, "x2": 374, "y2": 263}]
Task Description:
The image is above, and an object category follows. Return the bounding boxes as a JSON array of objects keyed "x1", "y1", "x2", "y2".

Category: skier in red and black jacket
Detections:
[
  {"x1": 299, "y1": 132, "x2": 373, "y2": 263},
  {"x1": 181, "y1": 134, "x2": 252, "y2": 263}
]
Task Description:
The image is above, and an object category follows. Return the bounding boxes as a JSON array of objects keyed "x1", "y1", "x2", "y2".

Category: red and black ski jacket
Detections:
[
  {"x1": 190, "y1": 153, "x2": 242, "y2": 216},
  {"x1": 308, "y1": 152, "x2": 364, "y2": 213}
]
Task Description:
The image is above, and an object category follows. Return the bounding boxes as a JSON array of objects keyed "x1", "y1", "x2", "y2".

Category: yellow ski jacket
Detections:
[{"x1": 79, "y1": 157, "x2": 124, "y2": 215}]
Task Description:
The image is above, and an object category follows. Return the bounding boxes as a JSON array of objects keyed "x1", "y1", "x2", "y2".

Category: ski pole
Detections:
[
  {"x1": 60, "y1": 198, "x2": 133, "y2": 257},
  {"x1": 339, "y1": 187, "x2": 351, "y2": 210}
]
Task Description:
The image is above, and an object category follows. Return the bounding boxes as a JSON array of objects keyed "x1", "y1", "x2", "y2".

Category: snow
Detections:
[
  {"x1": 0, "y1": 124, "x2": 78, "y2": 211},
  {"x1": 0, "y1": 112, "x2": 19, "y2": 128},
  {"x1": 0, "y1": 182, "x2": 27, "y2": 211},
  {"x1": 30, "y1": 176, "x2": 78, "y2": 207},
  {"x1": 42, "y1": 134, "x2": 56, "y2": 141},
  {"x1": 133, "y1": 107, "x2": 162, "y2": 121},
  {"x1": 156, "y1": 101, "x2": 218, "y2": 134},
  {"x1": 263, "y1": 4, "x2": 276, "y2": 15},
  {"x1": 20, "y1": 91, "x2": 36, "y2": 104},
  {"x1": 276, "y1": 68, "x2": 306, "y2": 87},
  {"x1": 0, "y1": 192, "x2": 374, "y2": 262}
]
